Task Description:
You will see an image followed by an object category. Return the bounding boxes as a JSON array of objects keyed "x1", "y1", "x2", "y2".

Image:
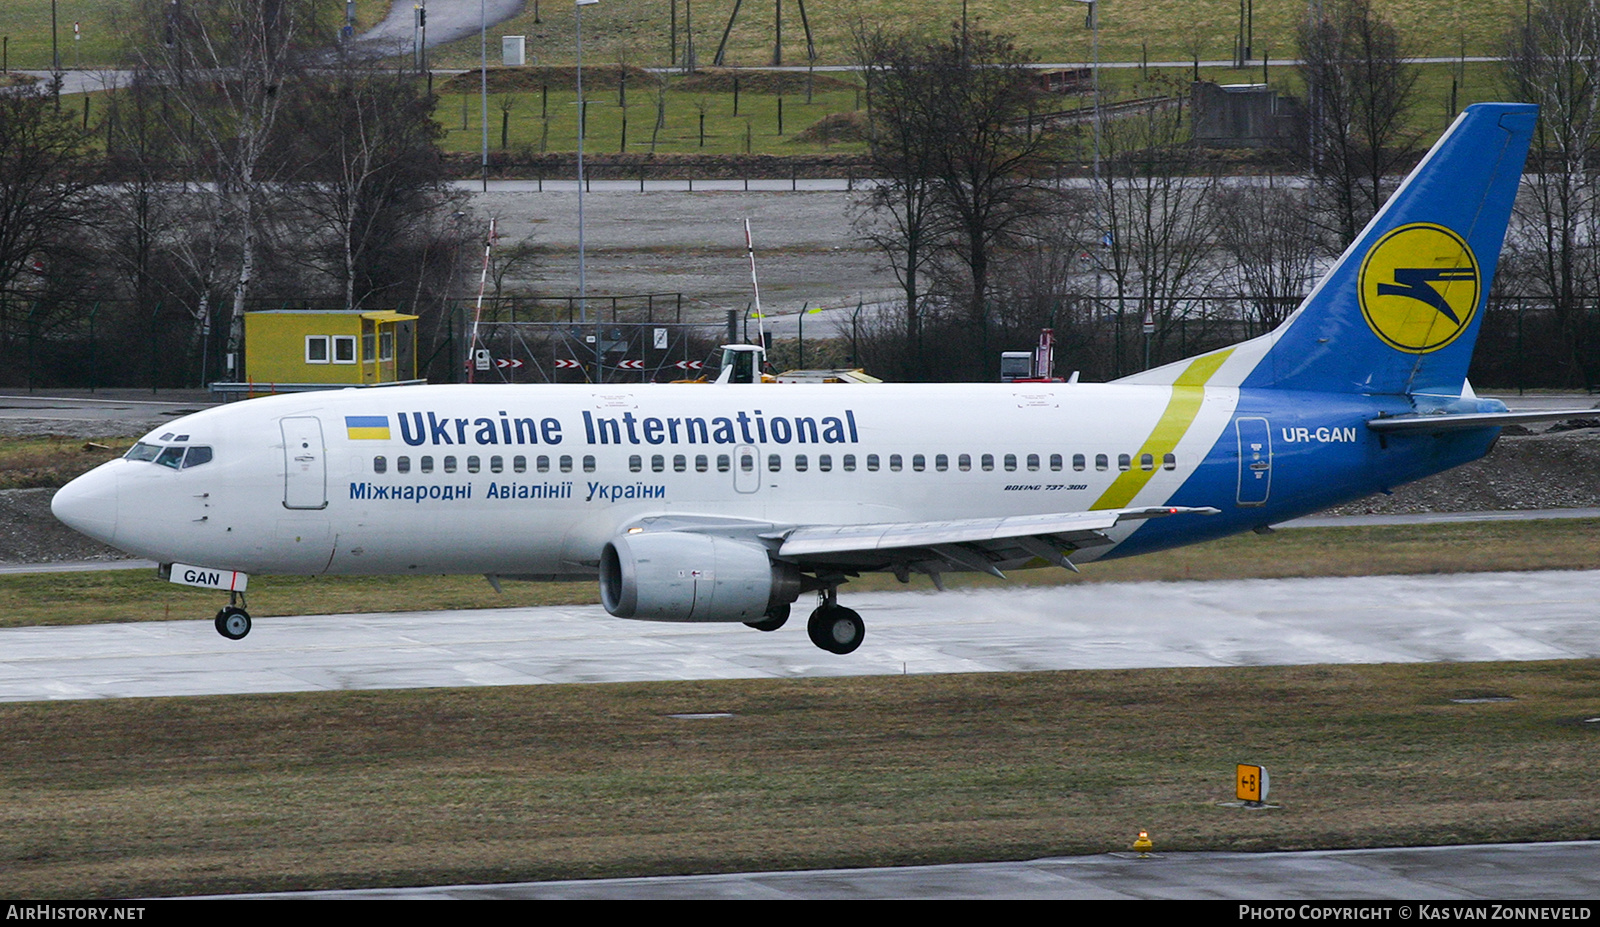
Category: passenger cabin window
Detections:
[
  {"x1": 421, "y1": 456, "x2": 434, "y2": 473},
  {"x1": 911, "y1": 454, "x2": 925, "y2": 472},
  {"x1": 1027, "y1": 453, "x2": 1040, "y2": 471},
  {"x1": 768, "y1": 454, "x2": 782, "y2": 472},
  {"x1": 397, "y1": 456, "x2": 411, "y2": 474},
  {"x1": 981, "y1": 454, "x2": 994, "y2": 471},
  {"x1": 958, "y1": 454, "x2": 971, "y2": 471},
  {"x1": 1141, "y1": 453, "x2": 1155, "y2": 471},
  {"x1": 490, "y1": 456, "x2": 503, "y2": 473},
  {"x1": 1095, "y1": 454, "x2": 1109, "y2": 471},
  {"x1": 866, "y1": 454, "x2": 880, "y2": 472},
  {"x1": 444, "y1": 456, "x2": 457, "y2": 473},
  {"x1": 583, "y1": 455, "x2": 596, "y2": 473},
  {"x1": 889, "y1": 454, "x2": 902, "y2": 472},
  {"x1": 559, "y1": 455, "x2": 573, "y2": 473},
  {"x1": 373, "y1": 456, "x2": 387, "y2": 474},
  {"x1": 818, "y1": 454, "x2": 832, "y2": 472},
  {"x1": 1163, "y1": 453, "x2": 1177, "y2": 470},
  {"x1": 629, "y1": 455, "x2": 643, "y2": 473},
  {"x1": 1003, "y1": 454, "x2": 1017, "y2": 471},
  {"x1": 1072, "y1": 454, "x2": 1085, "y2": 471},
  {"x1": 794, "y1": 454, "x2": 808, "y2": 472},
  {"x1": 843, "y1": 454, "x2": 857, "y2": 471},
  {"x1": 1118, "y1": 453, "x2": 1132, "y2": 471},
  {"x1": 467, "y1": 456, "x2": 481, "y2": 473}
]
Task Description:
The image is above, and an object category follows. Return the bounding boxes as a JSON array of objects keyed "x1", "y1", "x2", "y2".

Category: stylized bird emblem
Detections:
[{"x1": 1376, "y1": 268, "x2": 1477, "y2": 324}]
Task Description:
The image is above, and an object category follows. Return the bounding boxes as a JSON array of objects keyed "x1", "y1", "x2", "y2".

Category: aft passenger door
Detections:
[
  {"x1": 281, "y1": 416, "x2": 328, "y2": 509},
  {"x1": 1235, "y1": 417, "x2": 1272, "y2": 507}
]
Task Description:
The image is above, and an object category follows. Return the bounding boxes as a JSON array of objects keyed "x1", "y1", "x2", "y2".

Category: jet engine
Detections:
[{"x1": 599, "y1": 531, "x2": 802, "y2": 623}]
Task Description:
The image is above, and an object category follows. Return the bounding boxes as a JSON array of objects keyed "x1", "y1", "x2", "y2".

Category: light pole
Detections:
[
  {"x1": 577, "y1": 0, "x2": 599, "y2": 379},
  {"x1": 480, "y1": 0, "x2": 489, "y2": 192},
  {"x1": 1068, "y1": 0, "x2": 1100, "y2": 183}
]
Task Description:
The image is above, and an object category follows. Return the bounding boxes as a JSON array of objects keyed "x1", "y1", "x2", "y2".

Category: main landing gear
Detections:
[
  {"x1": 744, "y1": 583, "x2": 865, "y2": 654},
  {"x1": 806, "y1": 588, "x2": 864, "y2": 655},
  {"x1": 214, "y1": 592, "x2": 252, "y2": 640}
]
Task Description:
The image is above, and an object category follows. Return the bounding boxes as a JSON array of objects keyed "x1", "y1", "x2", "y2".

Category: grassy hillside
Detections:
[{"x1": 0, "y1": 1, "x2": 1531, "y2": 72}]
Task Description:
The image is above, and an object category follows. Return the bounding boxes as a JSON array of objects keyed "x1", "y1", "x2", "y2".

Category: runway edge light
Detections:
[
  {"x1": 1132, "y1": 830, "x2": 1153, "y2": 856},
  {"x1": 1237, "y1": 763, "x2": 1270, "y2": 806}
]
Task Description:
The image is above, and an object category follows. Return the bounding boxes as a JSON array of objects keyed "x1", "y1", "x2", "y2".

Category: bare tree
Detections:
[
  {"x1": 1090, "y1": 99, "x2": 1226, "y2": 373},
  {"x1": 282, "y1": 67, "x2": 457, "y2": 312},
  {"x1": 1500, "y1": 0, "x2": 1600, "y2": 385},
  {"x1": 0, "y1": 87, "x2": 94, "y2": 347},
  {"x1": 853, "y1": 25, "x2": 1054, "y2": 377},
  {"x1": 1296, "y1": 0, "x2": 1421, "y2": 247},
  {"x1": 0, "y1": 86, "x2": 96, "y2": 384},
  {"x1": 853, "y1": 24, "x2": 945, "y2": 373},
  {"x1": 1214, "y1": 180, "x2": 1326, "y2": 335},
  {"x1": 129, "y1": 0, "x2": 326, "y2": 376}
]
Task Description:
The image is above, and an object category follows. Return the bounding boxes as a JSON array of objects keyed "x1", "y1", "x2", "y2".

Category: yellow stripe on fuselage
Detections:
[{"x1": 1090, "y1": 349, "x2": 1234, "y2": 510}]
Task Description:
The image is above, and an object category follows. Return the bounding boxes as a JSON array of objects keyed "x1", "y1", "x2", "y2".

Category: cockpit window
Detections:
[
  {"x1": 124, "y1": 442, "x2": 213, "y2": 470},
  {"x1": 125, "y1": 442, "x2": 162, "y2": 462}
]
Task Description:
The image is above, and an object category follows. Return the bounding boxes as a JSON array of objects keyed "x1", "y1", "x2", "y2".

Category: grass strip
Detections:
[{"x1": 1, "y1": 660, "x2": 1596, "y2": 897}]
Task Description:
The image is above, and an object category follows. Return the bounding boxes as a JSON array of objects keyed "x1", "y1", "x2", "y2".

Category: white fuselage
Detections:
[{"x1": 55, "y1": 379, "x2": 1258, "y2": 578}]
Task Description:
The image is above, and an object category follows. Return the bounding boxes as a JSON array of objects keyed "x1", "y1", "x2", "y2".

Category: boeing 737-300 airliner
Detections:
[{"x1": 51, "y1": 103, "x2": 1590, "y2": 654}]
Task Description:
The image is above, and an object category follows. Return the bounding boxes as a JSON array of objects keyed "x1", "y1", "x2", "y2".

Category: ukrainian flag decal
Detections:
[{"x1": 345, "y1": 415, "x2": 391, "y2": 440}]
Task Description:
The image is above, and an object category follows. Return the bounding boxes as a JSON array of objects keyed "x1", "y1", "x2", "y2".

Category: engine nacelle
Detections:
[{"x1": 599, "y1": 531, "x2": 802, "y2": 623}]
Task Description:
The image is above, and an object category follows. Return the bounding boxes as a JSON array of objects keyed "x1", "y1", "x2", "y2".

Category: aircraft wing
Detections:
[
  {"x1": 1366, "y1": 409, "x2": 1595, "y2": 434},
  {"x1": 765, "y1": 506, "x2": 1218, "y2": 578}
]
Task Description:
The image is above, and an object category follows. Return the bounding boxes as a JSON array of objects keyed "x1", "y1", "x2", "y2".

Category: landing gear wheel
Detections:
[
  {"x1": 807, "y1": 604, "x2": 864, "y2": 655},
  {"x1": 215, "y1": 606, "x2": 252, "y2": 640},
  {"x1": 745, "y1": 602, "x2": 790, "y2": 632}
]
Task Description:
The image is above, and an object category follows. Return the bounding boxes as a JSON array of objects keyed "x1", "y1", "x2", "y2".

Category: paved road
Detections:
[{"x1": 246, "y1": 842, "x2": 1600, "y2": 900}]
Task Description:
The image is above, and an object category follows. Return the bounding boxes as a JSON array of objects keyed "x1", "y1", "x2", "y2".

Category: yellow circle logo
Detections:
[{"x1": 1358, "y1": 223, "x2": 1480, "y2": 353}]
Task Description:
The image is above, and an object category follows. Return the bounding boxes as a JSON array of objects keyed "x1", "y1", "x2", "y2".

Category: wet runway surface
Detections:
[{"x1": 4, "y1": 569, "x2": 1596, "y2": 702}]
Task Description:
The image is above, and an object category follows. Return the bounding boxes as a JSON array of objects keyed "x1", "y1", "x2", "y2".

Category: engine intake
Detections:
[{"x1": 599, "y1": 531, "x2": 802, "y2": 622}]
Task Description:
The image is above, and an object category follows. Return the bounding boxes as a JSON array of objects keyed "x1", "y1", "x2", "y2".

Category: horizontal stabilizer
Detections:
[{"x1": 1366, "y1": 409, "x2": 1596, "y2": 435}]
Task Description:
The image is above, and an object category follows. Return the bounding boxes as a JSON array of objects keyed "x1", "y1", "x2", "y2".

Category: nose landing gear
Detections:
[{"x1": 214, "y1": 592, "x2": 252, "y2": 640}]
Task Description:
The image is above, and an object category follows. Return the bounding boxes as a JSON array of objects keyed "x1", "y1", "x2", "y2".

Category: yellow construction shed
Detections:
[{"x1": 243, "y1": 309, "x2": 418, "y2": 386}]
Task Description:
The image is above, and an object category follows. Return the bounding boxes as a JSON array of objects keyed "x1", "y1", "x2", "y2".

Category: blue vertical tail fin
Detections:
[{"x1": 1124, "y1": 103, "x2": 1537, "y2": 398}]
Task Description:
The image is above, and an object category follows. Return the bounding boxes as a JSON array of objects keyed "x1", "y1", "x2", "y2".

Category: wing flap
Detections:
[{"x1": 774, "y1": 506, "x2": 1218, "y2": 565}]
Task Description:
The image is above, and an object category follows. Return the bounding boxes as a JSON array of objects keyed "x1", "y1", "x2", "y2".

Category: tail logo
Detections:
[{"x1": 1358, "y1": 223, "x2": 1480, "y2": 353}]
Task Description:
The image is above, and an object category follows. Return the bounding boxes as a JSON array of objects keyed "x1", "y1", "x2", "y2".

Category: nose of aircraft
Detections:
[{"x1": 51, "y1": 465, "x2": 120, "y2": 546}]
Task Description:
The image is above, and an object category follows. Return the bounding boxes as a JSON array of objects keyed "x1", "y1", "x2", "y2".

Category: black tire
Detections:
[
  {"x1": 745, "y1": 602, "x2": 790, "y2": 632},
  {"x1": 807, "y1": 604, "x2": 864, "y2": 655},
  {"x1": 214, "y1": 606, "x2": 252, "y2": 641}
]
